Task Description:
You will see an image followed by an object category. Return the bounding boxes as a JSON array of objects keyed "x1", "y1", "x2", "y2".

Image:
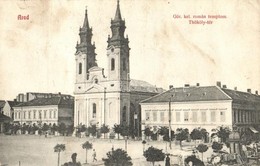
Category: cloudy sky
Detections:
[{"x1": 0, "y1": 0, "x2": 259, "y2": 100}]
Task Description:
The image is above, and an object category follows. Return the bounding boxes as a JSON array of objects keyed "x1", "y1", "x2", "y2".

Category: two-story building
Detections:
[
  {"x1": 13, "y1": 96, "x2": 74, "y2": 126},
  {"x1": 140, "y1": 82, "x2": 260, "y2": 135}
]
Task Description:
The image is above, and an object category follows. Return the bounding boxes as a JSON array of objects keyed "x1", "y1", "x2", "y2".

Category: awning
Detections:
[{"x1": 249, "y1": 127, "x2": 259, "y2": 134}]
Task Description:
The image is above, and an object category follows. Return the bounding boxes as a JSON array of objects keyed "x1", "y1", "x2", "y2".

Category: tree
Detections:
[
  {"x1": 102, "y1": 148, "x2": 132, "y2": 166},
  {"x1": 52, "y1": 123, "x2": 58, "y2": 134},
  {"x1": 184, "y1": 155, "x2": 205, "y2": 166},
  {"x1": 54, "y1": 144, "x2": 66, "y2": 166},
  {"x1": 120, "y1": 125, "x2": 130, "y2": 137},
  {"x1": 175, "y1": 128, "x2": 189, "y2": 149},
  {"x1": 82, "y1": 141, "x2": 93, "y2": 164},
  {"x1": 190, "y1": 128, "x2": 203, "y2": 147},
  {"x1": 143, "y1": 127, "x2": 153, "y2": 140},
  {"x1": 113, "y1": 124, "x2": 122, "y2": 139},
  {"x1": 42, "y1": 123, "x2": 49, "y2": 133},
  {"x1": 196, "y1": 144, "x2": 208, "y2": 161},
  {"x1": 59, "y1": 123, "x2": 67, "y2": 136},
  {"x1": 88, "y1": 125, "x2": 97, "y2": 137},
  {"x1": 158, "y1": 127, "x2": 175, "y2": 142},
  {"x1": 216, "y1": 126, "x2": 231, "y2": 143},
  {"x1": 143, "y1": 146, "x2": 165, "y2": 166},
  {"x1": 100, "y1": 124, "x2": 110, "y2": 139},
  {"x1": 212, "y1": 142, "x2": 223, "y2": 153}
]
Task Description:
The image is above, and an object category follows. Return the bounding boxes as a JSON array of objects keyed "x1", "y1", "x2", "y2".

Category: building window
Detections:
[
  {"x1": 122, "y1": 106, "x2": 126, "y2": 122},
  {"x1": 123, "y1": 58, "x2": 126, "y2": 71},
  {"x1": 201, "y1": 112, "x2": 206, "y2": 122},
  {"x1": 220, "y1": 111, "x2": 225, "y2": 122},
  {"x1": 192, "y1": 112, "x2": 197, "y2": 122},
  {"x1": 49, "y1": 110, "x2": 52, "y2": 119},
  {"x1": 33, "y1": 110, "x2": 36, "y2": 119},
  {"x1": 79, "y1": 63, "x2": 82, "y2": 74},
  {"x1": 176, "y1": 112, "x2": 180, "y2": 122},
  {"x1": 160, "y1": 112, "x2": 164, "y2": 122},
  {"x1": 54, "y1": 110, "x2": 57, "y2": 119},
  {"x1": 93, "y1": 103, "x2": 96, "y2": 118},
  {"x1": 24, "y1": 111, "x2": 26, "y2": 119},
  {"x1": 39, "y1": 110, "x2": 42, "y2": 120},
  {"x1": 18, "y1": 112, "x2": 20, "y2": 119},
  {"x1": 211, "y1": 111, "x2": 216, "y2": 122},
  {"x1": 146, "y1": 111, "x2": 150, "y2": 121},
  {"x1": 153, "y1": 111, "x2": 157, "y2": 121},
  {"x1": 28, "y1": 111, "x2": 31, "y2": 119},
  {"x1": 44, "y1": 110, "x2": 47, "y2": 119},
  {"x1": 184, "y1": 112, "x2": 189, "y2": 121},
  {"x1": 111, "y1": 58, "x2": 115, "y2": 71},
  {"x1": 238, "y1": 110, "x2": 240, "y2": 122},
  {"x1": 15, "y1": 112, "x2": 17, "y2": 119}
]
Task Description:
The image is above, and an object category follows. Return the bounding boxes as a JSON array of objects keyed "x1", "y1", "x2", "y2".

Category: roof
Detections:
[
  {"x1": 130, "y1": 79, "x2": 164, "y2": 93},
  {"x1": 141, "y1": 86, "x2": 231, "y2": 103},
  {"x1": 7, "y1": 101, "x2": 22, "y2": 108},
  {"x1": 27, "y1": 92, "x2": 73, "y2": 99},
  {"x1": 221, "y1": 88, "x2": 260, "y2": 110},
  {"x1": 0, "y1": 100, "x2": 5, "y2": 108},
  {"x1": 14, "y1": 97, "x2": 73, "y2": 107},
  {"x1": 221, "y1": 88, "x2": 260, "y2": 104},
  {"x1": 0, "y1": 113, "x2": 12, "y2": 122}
]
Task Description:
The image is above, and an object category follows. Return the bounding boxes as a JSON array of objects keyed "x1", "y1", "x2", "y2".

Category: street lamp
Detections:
[{"x1": 169, "y1": 94, "x2": 173, "y2": 149}]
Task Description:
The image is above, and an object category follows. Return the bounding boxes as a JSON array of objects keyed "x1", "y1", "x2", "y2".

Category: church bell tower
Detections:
[
  {"x1": 107, "y1": 0, "x2": 130, "y2": 92},
  {"x1": 75, "y1": 7, "x2": 97, "y2": 88}
]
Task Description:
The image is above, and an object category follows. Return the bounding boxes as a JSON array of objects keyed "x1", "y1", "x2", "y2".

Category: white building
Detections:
[
  {"x1": 13, "y1": 96, "x2": 74, "y2": 126},
  {"x1": 140, "y1": 83, "x2": 260, "y2": 134},
  {"x1": 74, "y1": 1, "x2": 163, "y2": 131}
]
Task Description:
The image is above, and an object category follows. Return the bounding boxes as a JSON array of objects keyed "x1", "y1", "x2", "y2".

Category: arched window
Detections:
[
  {"x1": 122, "y1": 106, "x2": 127, "y2": 122},
  {"x1": 111, "y1": 58, "x2": 115, "y2": 71},
  {"x1": 93, "y1": 103, "x2": 96, "y2": 118},
  {"x1": 123, "y1": 58, "x2": 126, "y2": 71},
  {"x1": 79, "y1": 63, "x2": 82, "y2": 74}
]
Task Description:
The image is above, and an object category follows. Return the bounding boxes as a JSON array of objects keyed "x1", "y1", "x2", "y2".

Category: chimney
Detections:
[
  {"x1": 216, "y1": 81, "x2": 221, "y2": 87},
  {"x1": 184, "y1": 84, "x2": 190, "y2": 87},
  {"x1": 169, "y1": 85, "x2": 173, "y2": 89},
  {"x1": 255, "y1": 91, "x2": 258, "y2": 95},
  {"x1": 247, "y1": 89, "x2": 251, "y2": 93},
  {"x1": 234, "y1": 87, "x2": 237, "y2": 91},
  {"x1": 196, "y1": 83, "x2": 200, "y2": 86},
  {"x1": 222, "y1": 85, "x2": 227, "y2": 89}
]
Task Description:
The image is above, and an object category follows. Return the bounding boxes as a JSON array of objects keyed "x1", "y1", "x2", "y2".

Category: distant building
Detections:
[
  {"x1": 74, "y1": 1, "x2": 163, "y2": 131},
  {"x1": 15, "y1": 92, "x2": 72, "y2": 103},
  {"x1": 13, "y1": 95, "x2": 74, "y2": 126},
  {"x1": 140, "y1": 82, "x2": 260, "y2": 134},
  {"x1": 0, "y1": 100, "x2": 21, "y2": 119}
]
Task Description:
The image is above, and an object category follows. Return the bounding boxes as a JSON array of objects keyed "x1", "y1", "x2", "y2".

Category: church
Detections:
[{"x1": 74, "y1": 1, "x2": 163, "y2": 132}]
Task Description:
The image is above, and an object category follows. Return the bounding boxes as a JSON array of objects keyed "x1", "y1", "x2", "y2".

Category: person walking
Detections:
[
  {"x1": 165, "y1": 154, "x2": 170, "y2": 166},
  {"x1": 92, "y1": 149, "x2": 97, "y2": 162}
]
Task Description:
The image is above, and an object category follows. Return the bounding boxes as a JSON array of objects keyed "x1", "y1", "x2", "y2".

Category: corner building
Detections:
[{"x1": 74, "y1": 1, "x2": 163, "y2": 130}]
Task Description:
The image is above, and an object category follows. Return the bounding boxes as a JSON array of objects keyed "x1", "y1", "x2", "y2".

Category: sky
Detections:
[{"x1": 0, "y1": 0, "x2": 259, "y2": 100}]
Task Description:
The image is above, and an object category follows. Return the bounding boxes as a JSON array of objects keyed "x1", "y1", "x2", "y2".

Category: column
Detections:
[{"x1": 86, "y1": 98, "x2": 89, "y2": 127}]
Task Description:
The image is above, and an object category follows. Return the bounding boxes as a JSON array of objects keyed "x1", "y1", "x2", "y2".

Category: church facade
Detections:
[{"x1": 74, "y1": 1, "x2": 163, "y2": 131}]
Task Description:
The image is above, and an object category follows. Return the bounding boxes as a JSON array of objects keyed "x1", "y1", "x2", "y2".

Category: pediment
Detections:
[{"x1": 85, "y1": 84, "x2": 105, "y2": 93}]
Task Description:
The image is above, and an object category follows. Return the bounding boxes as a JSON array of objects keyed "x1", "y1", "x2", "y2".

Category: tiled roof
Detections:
[
  {"x1": 14, "y1": 97, "x2": 73, "y2": 107},
  {"x1": 141, "y1": 86, "x2": 231, "y2": 103},
  {"x1": 130, "y1": 79, "x2": 164, "y2": 93},
  {"x1": 221, "y1": 88, "x2": 260, "y2": 104},
  {"x1": 7, "y1": 101, "x2": 22, "y2": 108}
]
